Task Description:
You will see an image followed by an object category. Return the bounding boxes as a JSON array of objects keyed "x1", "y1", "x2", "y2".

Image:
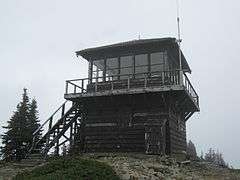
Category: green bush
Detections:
[{"x1": 14, "y1": 156, "x2": 120, "y2": 180}]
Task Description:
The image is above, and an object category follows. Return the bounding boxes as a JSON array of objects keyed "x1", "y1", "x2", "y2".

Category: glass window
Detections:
[
  {"x1": 150, "y1": 52, "x2": 168, "y2": 72},
  {"x1": 106, "y1": 58, "x2": 118, "y2": 80},
  {"x1": 92, "y1": 60, "x2": 104, "y2": 82},
  {"x1": 135, "y1": 54, "x2": 148, "y2": 75},
  {"x1": 120, "y1": 56, "x2": 133, "y2": 79}
]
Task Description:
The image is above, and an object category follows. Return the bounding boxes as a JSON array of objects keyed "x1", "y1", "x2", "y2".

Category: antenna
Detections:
[
  {"x1": 176, "y1": 0, "x2": 182, "y2": 71},
  {"x1": 138, "y1": 33, "x2": 141, "y2": 40}
]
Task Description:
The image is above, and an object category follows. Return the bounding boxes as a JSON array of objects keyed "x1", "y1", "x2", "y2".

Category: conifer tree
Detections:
[
  {"x1": 28, "y1": 98, "x2": 42, "y2": 151},
  {"x1": 1, "y1": 89, "x2": 30, "y2": 161},
  {"x1": 1, "y1": 88, "x2": 43, "y2": 161},
  {"x1": 186, "y1": 140, "x2": 197, "y2": 160}
]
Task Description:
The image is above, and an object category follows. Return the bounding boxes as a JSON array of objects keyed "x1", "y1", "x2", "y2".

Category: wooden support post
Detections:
[
  {"x1": 161, "y1": 72, "x2": 165, "y2": 85},
  {"x1": 65, "y1": 81, "x2": 68, "y2": 94},
  {"x1": 118, "y1": 57, "x2": 121, "y2": 80},
  {"x1": 49, "y1": 116, "x2": 53, "y2": 131},
  {"x1": 89, "y1": 60, "x2": 93, "y2": 84},
  {"x1": 148, "y1": 53, "x2": 151, "y2": 76},
  {"x1": 74, "y1": 85, "x2": 76, "y2": 93},
  {"x1": 61, "y1": 104, "x2": 65, "y2": 118},
  {"x1": 179, "y1": 70, "x2": 183, "y2": 86},
  {"x1": 81, "y1": 80, "x2": 84, "y2": 93},
  {"x1": 132, "y1": 55, "x2": 135, "y2": 79},
  {"x1": 70, "y1": 122, "x2": 73, "y2": 146},
  {"x1": 56, "y1": 127, "x2": 60, "y2": 155},
  {"x1": 103, "y1": 58, "x2": 106, "y2": 82},
  {"x1": 111, "y1": 78, "x2": 114, "y2": 91},
  {"x1": 95, "y1": 79, "x2": 98, "y2": 92},
  {"x1": 144, "y1": 75, "x2": 147, "y2": 88}
]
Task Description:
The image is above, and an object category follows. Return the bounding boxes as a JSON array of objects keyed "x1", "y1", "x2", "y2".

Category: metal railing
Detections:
[
  {"x1": 183, "y1": 73, "x2": 199, "y2": 107},
  {"x1": 65, "y1": 70, "x2": 199, "y2": 108},
  {"x1": 66, "y1": 71, "x2": 179, "y2": 93}
]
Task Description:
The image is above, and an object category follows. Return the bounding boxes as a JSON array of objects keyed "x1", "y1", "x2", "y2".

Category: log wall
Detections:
[{"x1": 75, "y1": 93, "x2": 187, "y2": 156}]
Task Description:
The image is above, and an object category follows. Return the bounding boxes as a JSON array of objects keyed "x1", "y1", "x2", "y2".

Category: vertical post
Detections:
[
  {"x1": 61, "y1": 103, "x2": 65, "y2": 118},
  {"x1": 118, "y1": 57, "x2": 121, "y2": 80},
  {"x1": 56, "y1": 127, "x2": 59, "y2": 156},
  {"x1": 111, "y1": 77, "x2": 114, "y2": 91},
  {"x1": 147, "y1": 53, "x2": 151, "y2": 76},
  {"x1": 95, "y1": 79, "x2": 98, "y2": 92},
  {"x1": 65, "y1": 81, "x2": 68, "y2": 94},
  {"x1": 103, "y1": 58, "x2": 106, "y2": 82},
  {"x1": 74, "y1": 85, "x2": 76, "y2": 93},
  {"x1": 70, "y1": 122, "x2": 73, "y2": 147},
  {"x1": 144, "y1": 74, "x2": 147, "y2": 88},
  {"x1": 81, "y1": 80, "x2": 84, "y2": 93},
  {"x1": 47, "y1": 116, "x2": 53, "y2": 150},
  {"x1": 133, "y1": 55, "x2": 135, "y2": 79},
  {"x1": 89, "y1": 60, "x2": 93, "y2": 84},
  {"x1": 127, "y1": 76, "x2": 130, "y2": 90},
  {"x1": 161, "y1": 71, "x2": 165, "y2": 85},
  {"x1": 49, "y1": 116, "x2": 53, "y2": 131}
]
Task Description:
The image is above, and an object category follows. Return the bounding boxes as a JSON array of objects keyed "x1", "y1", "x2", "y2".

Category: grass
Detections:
[{"x1": 14, "y1": 156, "x2": 120, "y2": 180}]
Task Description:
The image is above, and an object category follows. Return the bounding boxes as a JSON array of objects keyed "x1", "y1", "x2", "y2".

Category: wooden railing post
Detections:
[
  {"x1": 61, "y1": 103, "x2": 65, "y2": 118},
  {"x1": 95, "y1": 78, "x2": 98, "y2": 92},
  {"x1": 81, "y1": 80, "x2": 84, "y2": 93},
  {"x1": 48, "y1": 116, "x2": 53, "y2": 131},
  {"x1": 74, "y1": 85, "x2": 76, "y2": 93},
  {"x1": 111, "y1": 76, "x2": 114, "y2": 91},
  {"x1": 65, "y1": 81, "x2": 68, "y2": 94},
  {"x1": 144, "y1": 74, "x2": 147, "y2": 88},
  {"x1": 179, "y1": 70, "x2": 183, "y2": 86},
  {"x1": 161, "y1": 72, "x2": 165, "y2": 85}
]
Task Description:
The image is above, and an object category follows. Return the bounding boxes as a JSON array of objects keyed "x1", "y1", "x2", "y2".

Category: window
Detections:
[
  {"x1": 106, "y1": 58, "x2": 118, "y2": 80},
  {"x1": 150, "y1": 52, "x2": 168, "y2": 72},
  {"x1": 92, "y1": 60, "x2": 104, "y2": 82},
  {"x1": 135, "y1": 54, "x2": 148, "y2": 75},
  {"x1": 120, "y1": 56, "x2": 133, "y2": 79},
  {"x1": 151, "y1": 52, "x2": 164, "y2": 72}
]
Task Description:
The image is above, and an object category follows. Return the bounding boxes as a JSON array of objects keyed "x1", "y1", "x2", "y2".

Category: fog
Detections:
[{"x1": 0, "y1": 0, "x2": 239, "y2": 168}]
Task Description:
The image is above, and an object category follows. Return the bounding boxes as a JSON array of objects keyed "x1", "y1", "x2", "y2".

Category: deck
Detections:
[{"x1": 64, "y1": 71, "x2": 199, "y2": 111}]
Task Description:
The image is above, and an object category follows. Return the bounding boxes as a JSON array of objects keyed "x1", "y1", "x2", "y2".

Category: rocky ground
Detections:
[
  {"x1": 83, "y1": 153, "x2": 240, "y2": 180},
  {"x1": 0, "y1": 153, "x2": 239, "y2": 180},
  {"x1": 0, "y1": 162, "x2": 37, "y2": 180}
]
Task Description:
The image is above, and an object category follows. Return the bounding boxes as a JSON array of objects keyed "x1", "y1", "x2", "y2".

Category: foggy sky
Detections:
[{"x1": 0, "y1": 0, "x2": 239, "y2": 168}]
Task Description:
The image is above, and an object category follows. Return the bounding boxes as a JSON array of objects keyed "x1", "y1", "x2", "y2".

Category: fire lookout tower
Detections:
[{"x1": 29, "y1": 38, "x2": 199, "y2": 157}]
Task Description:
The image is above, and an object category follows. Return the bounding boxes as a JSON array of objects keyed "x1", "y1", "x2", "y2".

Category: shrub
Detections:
[{"x1": 14, "y1": 156, "x2": 120, "y2": 180}]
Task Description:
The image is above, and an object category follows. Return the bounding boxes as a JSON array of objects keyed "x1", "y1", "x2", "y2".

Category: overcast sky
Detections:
[{"x1": 0, "y1": 0, "x2": 240, "y2": 168}]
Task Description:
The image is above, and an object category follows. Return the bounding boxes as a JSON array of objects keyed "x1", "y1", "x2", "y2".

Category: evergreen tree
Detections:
[
  {"x1": 204, "y1": 148, "x2": 228, "y2": 167},
  {"x1": 28, "y1": 98, "x2": 42, "y2": 151},
  {"x1": 186, "y1": 140, "x2": 197, "y2": 160},
  {"x1": 1, "y1": 89, "x2": 30, "y2": 161},
  {"x1": 1, "y1": 88, "x2": 43, "y2": 161}
]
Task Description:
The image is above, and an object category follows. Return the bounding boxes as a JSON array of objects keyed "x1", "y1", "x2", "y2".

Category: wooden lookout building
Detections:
[{"x1": 29, "y1": 38, "x2": 199, "y2": 157}]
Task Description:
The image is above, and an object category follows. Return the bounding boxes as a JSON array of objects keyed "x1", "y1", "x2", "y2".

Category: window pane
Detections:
[
  {"x1": 151, "y1": 52, "x2": 164, "y2": 65},
  {"x1": 106, "y1": 58, "x2": 118, "y2": 77},
  {"x1": 151, "y1": 52, "x2": 169, "y2": 72},
  {"x1": 120, "y1": 56, "x2": 133, "y2": 77},
  {"x1": 92, "y1": 60, "x2": 104, "y2": 82},
  {"x1": 135, "y1": 54, "x2": 148, "y2": 74},
  {"x1": 121, "y1": 56, "x2": 132, "y2": 67}
]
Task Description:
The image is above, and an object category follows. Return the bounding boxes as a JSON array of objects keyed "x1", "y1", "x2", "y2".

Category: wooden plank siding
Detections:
[{"x1": 73, "y1": 92, "x2": 189, "y2": 156}]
